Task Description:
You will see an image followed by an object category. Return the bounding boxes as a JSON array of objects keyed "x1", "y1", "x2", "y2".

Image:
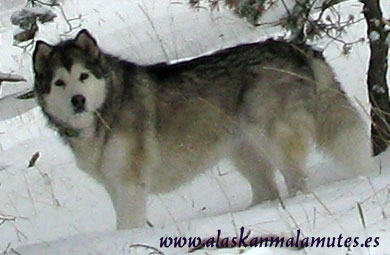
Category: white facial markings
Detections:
[{"x1": 44, "y1": 62, "x2": 106, "y2": 129}]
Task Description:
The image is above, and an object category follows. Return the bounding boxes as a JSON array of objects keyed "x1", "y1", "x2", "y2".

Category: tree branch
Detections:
[{"x1": 0, "y1": 72, "x2": 26, "y2": 84}]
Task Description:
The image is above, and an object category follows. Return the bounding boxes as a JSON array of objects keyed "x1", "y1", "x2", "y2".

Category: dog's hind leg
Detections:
[
  {"x1": 275, "y1": 130, "x2": 310, "y2": 196},
  {"x1": 242, "y1": 119, "x2": 311, "y2": 197},
  {"x1": 233, "y1": 142, "x2": 280, "y2": 205}
]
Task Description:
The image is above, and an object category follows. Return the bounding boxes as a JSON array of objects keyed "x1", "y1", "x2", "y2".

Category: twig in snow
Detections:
[
  {"x1": 0, "y1": 73, "x2": 26, "y2": 84},
  {"x1": 138, "y1": 3, "x2": 170, "y2": 61},
  {"x1": 356, "y1": 202, "x2": 366, "y2": 229},
  {"x1": 22, "y1": 171, "x2": 37, "y2": 214},
  {"x1": 27, "y1": 152, "x2": 40, "y2": 168},
  {"x1": 36, "y1": 166, "x2": 61, "y2": 207},
  {"x1": 0, "y1": 215, "x2": 16, "y2": 226},
  {"x1": 212, "y1": 166, "x2": 239, "y2": 237},
  {"x1": 366, "y1": 176, "x2": 387, "y2": 219},
  {"x1": 1, "y1": 242, "x2": 11, "y2": 255}
]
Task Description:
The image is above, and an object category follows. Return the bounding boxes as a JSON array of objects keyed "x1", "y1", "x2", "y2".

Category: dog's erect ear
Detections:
[
  {"x1": 33, "y1": 40, "x2": 53, "y2": 74},
  {"x1": 74, "y1": 29, "x2": 100, "y2": 58}
]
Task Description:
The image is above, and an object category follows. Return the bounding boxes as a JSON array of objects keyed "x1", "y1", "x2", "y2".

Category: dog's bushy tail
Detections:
[{"x1": 310, "y1": 58, "x2": 374, "y2": 176}]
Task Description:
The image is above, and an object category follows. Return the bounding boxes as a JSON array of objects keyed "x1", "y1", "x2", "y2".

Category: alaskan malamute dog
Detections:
[{"x1": 33, "y1": 29, "x2": 374, "y2": 229}]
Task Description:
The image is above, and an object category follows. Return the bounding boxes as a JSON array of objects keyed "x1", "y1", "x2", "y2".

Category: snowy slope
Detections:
[
  {"x1": 6, "y1": 159, "x2": 390, "y2": 255},
  {"x1": 0, "y1": 0, "x2": 390, "y2": 254}
]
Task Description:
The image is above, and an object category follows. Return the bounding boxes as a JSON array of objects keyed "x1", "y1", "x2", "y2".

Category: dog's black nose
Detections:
[{"x1": 71, "y1": 94, "x2": 86, "y2": 113}]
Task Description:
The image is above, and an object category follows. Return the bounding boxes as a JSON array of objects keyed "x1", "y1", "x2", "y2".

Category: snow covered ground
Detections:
[{"x1": 0, "y1": 0, "x2": 390, "y2": 254}]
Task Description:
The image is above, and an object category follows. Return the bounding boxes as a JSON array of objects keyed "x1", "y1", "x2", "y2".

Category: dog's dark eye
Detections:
[
  {"x1": 54, "y1": 79, "x2": 65, "y2": 87},
  {"x1": 80, "y1": 73, "x2": 89, "y2": 81}
]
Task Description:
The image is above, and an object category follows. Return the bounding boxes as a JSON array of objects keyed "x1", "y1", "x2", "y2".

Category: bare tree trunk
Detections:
[{"x1": 360, "y1": 0, "x2": 390, "y2": 155}]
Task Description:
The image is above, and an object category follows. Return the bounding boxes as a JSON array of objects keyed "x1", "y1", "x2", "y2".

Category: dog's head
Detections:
[{"x1": 33, "y1": 29, "x2": 107, "y2": 130}]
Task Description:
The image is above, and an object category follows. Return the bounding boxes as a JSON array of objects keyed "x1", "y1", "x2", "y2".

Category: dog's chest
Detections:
[{"x1": 70, "y1": 136, "x2": 104, "y2": 180}]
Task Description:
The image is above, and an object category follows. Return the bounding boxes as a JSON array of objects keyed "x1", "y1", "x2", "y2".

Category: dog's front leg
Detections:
[
  {"x1": 100, "y1": 133, "x2": 153, "y2": 229},
  {"x1": 108, "y1": 180, "x2": 148, "y2": 229}
]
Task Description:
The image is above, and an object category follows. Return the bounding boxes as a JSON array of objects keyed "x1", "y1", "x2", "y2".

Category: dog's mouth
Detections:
[
  {"x1": 65, "y1": 109, "x2": 94, "y2": 130},
  {"x1": 73, "y1": 107, "x2": 86, "y2": 114}
]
